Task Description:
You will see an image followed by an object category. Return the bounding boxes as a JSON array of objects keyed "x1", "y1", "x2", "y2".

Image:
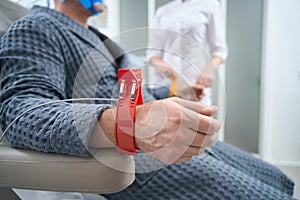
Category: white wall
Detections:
[
  {"x1": 225, "y1": 0, "x2": 263, "y2": 153},
  {"x1": 88, "y1": 0, "x2": 120, "y2": 38},
  {"x1": 260, "y1": 0, "x2": 300, "y2": 165}
]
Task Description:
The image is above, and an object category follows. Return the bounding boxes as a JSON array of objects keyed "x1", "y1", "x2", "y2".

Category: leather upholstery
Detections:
[{"x1": 0, "y1": 145, "x2": 135, "y2": 193}]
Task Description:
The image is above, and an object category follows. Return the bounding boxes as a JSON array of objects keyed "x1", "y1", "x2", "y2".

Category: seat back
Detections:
[{"x1": 0, "y1": 0, "x2": 29, "y2": 36}]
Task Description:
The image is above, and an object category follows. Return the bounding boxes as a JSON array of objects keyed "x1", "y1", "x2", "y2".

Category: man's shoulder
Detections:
[
  {"x1": 2, "y1": 11, "x2": 60, "y2": 41},
  {"x1": 20, "y1": 11, "x2": 59, "y2": 29},
  {"x1": 0, "y1": 13, "x2": 61, "y2": 49}
]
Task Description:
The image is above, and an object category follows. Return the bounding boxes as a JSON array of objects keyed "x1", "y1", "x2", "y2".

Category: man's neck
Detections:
[{"x1": 55, "y1": 2, "x2": 90, "y2": 29}]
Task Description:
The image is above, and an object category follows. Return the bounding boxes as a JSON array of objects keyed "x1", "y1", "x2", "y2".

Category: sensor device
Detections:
[{"x1": 115, "y1": 69, "x2": 144, "y2": 155}]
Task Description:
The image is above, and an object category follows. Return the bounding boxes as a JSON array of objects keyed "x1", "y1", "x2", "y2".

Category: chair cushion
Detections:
[{"x1": 0, "y1": 145, "x2": 135, "y2": 193}]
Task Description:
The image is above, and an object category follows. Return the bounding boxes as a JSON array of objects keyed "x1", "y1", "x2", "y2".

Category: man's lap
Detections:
[
  {"x1": 210, "y1": 141, "x2": 294, "y2": 195},
  {"x1": 103, "y1": 141, "x2": 294, "y2": 199}
]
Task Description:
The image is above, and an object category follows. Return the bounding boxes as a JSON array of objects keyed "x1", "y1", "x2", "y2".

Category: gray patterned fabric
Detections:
[
  {"x1": 106, "y1": 142, "x2": 294, "y2": 200},
  {"x1": 0, "y1": 6, "x2": 294, "y2": 199}
]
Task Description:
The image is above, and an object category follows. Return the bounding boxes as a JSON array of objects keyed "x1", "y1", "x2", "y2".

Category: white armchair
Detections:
[
  {"x1": 0, "y1": 1, "x2": 135, "y2": 199},
  {"x1": 0, "y1": 142, "x2": 135, "y2": 200}
]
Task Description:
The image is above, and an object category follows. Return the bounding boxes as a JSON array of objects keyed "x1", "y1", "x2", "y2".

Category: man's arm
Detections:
[
  {"x1": 0, "y1": 16, "x2": 108, "y2": 157},
  {"x1": 90, "y1": 98, "x2": 220, "y2": 164}
]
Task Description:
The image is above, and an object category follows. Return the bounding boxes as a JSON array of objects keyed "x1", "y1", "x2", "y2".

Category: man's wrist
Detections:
[
  {"x1": 99, "y1": 108, "x2": 116, "y2": 145},
  {"x1": 89, "y1": 108, "x2": 116, "y2": 148}
]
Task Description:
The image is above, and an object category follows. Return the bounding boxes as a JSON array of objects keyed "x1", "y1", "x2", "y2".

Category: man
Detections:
[{"x1": 0, "y1": 0, "x2": 294, "y2": 199}]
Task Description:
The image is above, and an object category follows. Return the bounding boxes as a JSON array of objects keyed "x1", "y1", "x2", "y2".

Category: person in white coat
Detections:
[{"x1": 147, "y1": 0, "x2": 228, "y2": 105}]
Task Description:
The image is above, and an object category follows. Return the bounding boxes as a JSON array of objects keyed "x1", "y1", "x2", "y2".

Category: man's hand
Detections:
[
  {"x1": 94, "y1": 98, "x2": 220, "y2": 164},
  {"x1": 135, "y1": 98, "x2": 220, "y2": 164}
]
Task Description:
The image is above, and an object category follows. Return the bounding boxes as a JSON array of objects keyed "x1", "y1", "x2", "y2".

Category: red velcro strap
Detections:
[{"x1": 115, "y1": 69, "x2": 144, "y2": 155}]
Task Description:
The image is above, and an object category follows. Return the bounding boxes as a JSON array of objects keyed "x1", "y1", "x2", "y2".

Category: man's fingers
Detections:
[
  {"x1": 180, "y1": 106, "x2": 220, "y2": 135},
  {"x1": 194, "y1": 114, "x2": 221, "y2": 135},
  {"x1": 172, "y1": 156, "x2": 193, "y2": 164},
  {"x1": 173, "y1": 146, "x2": 206, "y2": 163},
  {"x1": 183, "y1": 146, "x2": 205, "y2": 156},
  {"x1": 189, "y1": 130, "x2": 217, "y2": 147},
  {"x1": 172, "y1": 97, "x2": 218, "y2": 116},
  {"x1": 178, "y1": 127, "x2": 217, "y2": 148},
  {"x1": 93, "y1": 3, "x2": 107, "y2": 13}
]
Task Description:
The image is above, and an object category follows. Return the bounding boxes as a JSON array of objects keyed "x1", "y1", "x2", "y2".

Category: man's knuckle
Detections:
[
  {"x1": 166, "y1": 134, "x2": 175, "y2": 144},
  {"x1": 205, "y1": 135, "x2": 214, "y2": 146},
  {"x1": 205, "y1": 135, "x2": 215, "y2": 146},
  {"x1": 171, "y1": 107, "x2": 182, "y2": 122},
  {"x1": 170, "y1": 97, "x2": 180, "y2": 103},
  {"x1": 210, "y1": 119, "x2": 221, "y2": 132},
  {"x1": 201, "y1": 117, "x2": 210, "y2": 132}
]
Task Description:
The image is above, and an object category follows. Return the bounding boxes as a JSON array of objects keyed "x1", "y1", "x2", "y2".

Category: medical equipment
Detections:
[{"x1": 115, "y1": 69, "x2": 144, "y2": 155}]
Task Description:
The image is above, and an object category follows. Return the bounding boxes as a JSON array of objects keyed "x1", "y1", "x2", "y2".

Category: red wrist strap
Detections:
[{"x1": 115, "y1": 69, "x2": 144, "y2": 155}]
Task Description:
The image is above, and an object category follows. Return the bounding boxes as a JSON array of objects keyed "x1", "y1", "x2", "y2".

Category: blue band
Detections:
[
  {"x1": 60, "y1": 0, "x2": 103, "y2": 15},
  {"x1": 80, "y1": 0, "x2": 103, "y2": 15}
]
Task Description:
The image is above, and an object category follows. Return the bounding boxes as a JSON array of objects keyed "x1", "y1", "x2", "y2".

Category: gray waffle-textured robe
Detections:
[{"x1": 0, "y1": 6, "x2": 294, "y2": 199}]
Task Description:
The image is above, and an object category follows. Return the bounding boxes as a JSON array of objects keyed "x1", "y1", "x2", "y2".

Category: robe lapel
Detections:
[{"x1": 31, "y1": 5, "x2": 117, "y2": 67}]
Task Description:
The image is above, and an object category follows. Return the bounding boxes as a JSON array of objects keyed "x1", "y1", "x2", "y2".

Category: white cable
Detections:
[{"x1": 0, "y1": 98, "x2": 118, "y2": 142}]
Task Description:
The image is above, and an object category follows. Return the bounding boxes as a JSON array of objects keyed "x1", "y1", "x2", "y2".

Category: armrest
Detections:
[{"x1": 0, "y1": 145, "x2": 135, "y2": 194}]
